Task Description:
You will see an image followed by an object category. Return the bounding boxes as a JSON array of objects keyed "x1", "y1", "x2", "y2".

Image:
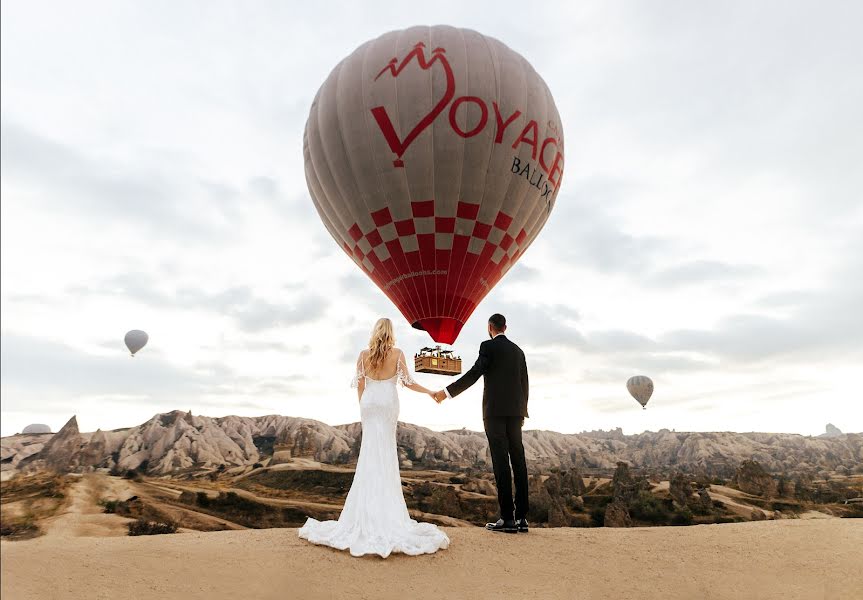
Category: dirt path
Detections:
[{"x1": 40, "y1": 473, "x2": 137, "y2": 538}]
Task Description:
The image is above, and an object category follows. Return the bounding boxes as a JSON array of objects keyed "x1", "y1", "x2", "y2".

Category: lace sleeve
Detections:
[
  {"x1": 396, "y1": 351, "x2": 417, "y2": 388},
  {"x1": 350, "y1": 353, "x2": 366, "y2": 388}
]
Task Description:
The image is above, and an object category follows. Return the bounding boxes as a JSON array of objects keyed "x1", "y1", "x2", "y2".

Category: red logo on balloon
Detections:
[
  {"x1": 371, "y1": 41, "x2": 563, "y2": 193},
  {"x1": 371, "y1": 43, "x2": 456, "y2": 167}
]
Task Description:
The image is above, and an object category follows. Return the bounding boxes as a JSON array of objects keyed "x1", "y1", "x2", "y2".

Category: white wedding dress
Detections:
[{"x1": 298, "y1": 351, "x2": 450, "y2": 558}]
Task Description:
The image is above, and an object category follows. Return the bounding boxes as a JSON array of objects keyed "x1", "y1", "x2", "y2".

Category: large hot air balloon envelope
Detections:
[
  {"x1": 124, "y1": 330, "x2": 148, "y2": 356},
  {"x1": 627, "y1": 375, "x2": 654, "y2": 409},
  {"x1": 304, "y1": 25, "x2": 565, "y2": 344}
]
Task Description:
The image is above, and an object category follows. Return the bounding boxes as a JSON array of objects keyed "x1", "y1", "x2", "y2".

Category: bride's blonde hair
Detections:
[{"x1": 367, "y1": 318, "x2": 395, "y2": 371}]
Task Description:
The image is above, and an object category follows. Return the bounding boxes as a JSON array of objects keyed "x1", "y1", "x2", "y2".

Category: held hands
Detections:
[{"x1": 427, "y1": 390, "x2": 446, "y2": 404}]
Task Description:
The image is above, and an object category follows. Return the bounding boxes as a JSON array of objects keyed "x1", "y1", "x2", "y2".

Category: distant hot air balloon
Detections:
[
  {"x1": 124, "y1": 330, "x2": 148, "y2": 357},
  {"x1": 627, "y1": 376, "x2": 654, "y2": 409},
  {"x1": 304, "y1": 25, "x2": 565, "y2": 344}
]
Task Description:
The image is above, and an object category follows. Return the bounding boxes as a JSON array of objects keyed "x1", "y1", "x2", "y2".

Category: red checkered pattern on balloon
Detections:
[{"x1": 342, "y1": 200, "x2": 526, "y2": 331}]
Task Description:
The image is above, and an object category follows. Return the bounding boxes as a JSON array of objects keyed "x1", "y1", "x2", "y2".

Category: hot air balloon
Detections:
[
  {"x1": 626, "y1": 376, "x2": 653, "y2": 409},
  {"x1": 304, "y1": 26, "x2": 564, "y2": 345},
  {"x1": 124, "y1": 330, "x2": 148, "y2": 357}
]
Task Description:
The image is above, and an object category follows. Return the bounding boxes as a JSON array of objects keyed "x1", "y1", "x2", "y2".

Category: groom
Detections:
[{"x1": 434, "y1": 314, "x2": 530, "y2": 534}]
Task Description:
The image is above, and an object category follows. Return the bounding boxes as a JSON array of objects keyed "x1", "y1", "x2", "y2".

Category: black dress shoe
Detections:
[
  {"x1": 485, "y1": 518, "x2": 518, "y2": 533},
  {"x1": 516, "y1": 518, "x2": 529, "y2": 532}
]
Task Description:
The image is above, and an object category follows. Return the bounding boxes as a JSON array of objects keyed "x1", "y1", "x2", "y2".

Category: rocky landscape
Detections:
[
  {"x1": 2, "y1": 411, "x2": 861, "y2": 540},
  {"x1": 4, "y1": 411, "x2": 861, "y2": 479}
]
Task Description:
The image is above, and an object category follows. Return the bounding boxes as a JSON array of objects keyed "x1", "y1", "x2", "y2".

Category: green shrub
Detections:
[
  {"x1": 127, "y1": 519, "x2": 178, "y2": 536},
  {"x1": 629, "y1": 491, "x2": 671, "y2": 524},
  {"x1": 671, "y1": 507, "x2": 694, "y2": 526}
]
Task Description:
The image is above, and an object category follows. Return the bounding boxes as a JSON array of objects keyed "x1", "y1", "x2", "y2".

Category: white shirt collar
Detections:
[{"x1": 492, "y1": 332, "x2": 505, "y2": 339}]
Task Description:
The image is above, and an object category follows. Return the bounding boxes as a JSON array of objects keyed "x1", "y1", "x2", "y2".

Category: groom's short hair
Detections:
[{"x1": 488, "y1": 313, "x2": 506, "y2": 332}]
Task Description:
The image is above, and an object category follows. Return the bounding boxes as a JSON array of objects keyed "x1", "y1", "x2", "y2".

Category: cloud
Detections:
[
  {"x1": 646, "y1": 260, "x2": 763, "y2": 288},
  {"x1": 227, "y1": 292, "x2": 327, "y2": 333},
  {"x1": 338, "y1": 272, "x2": 398, "y2": 318},
  {"x1": 544, "y1": 183, "x2": 673, "y2": 276},
  {"x1": 504, "y1": 263, "x2": 542, "y2": 284},
  {"x1": 341, "y1": 326, "x2": 374, "y2": 363},
  {"x1": 584, "y1": 329, "x2": 656, "y2": 353},
  {"x1": 0, "y1": 120, "x2": 229, "y2": 240},
  {"x1": 0, "y1": 334, "x2": 308, "y2": 411},
  {"x1": 202, "y1": 375, "x2": 306, "y2": 398},
  {"x1": 221, "y1": 339, "x2": 309, "y2": 354},
  {"x1": 0, "y1": 333, "x2": 200, "y2": 399},
  {"x1": 66, "y1": 274, "x2": 330, "y2": 333},
  {"x1": 508, "y1": 303, "x2": 585, "y2": 349},
  {"x1": 577, "y1": 352, "x2": 712, "y2": 385},
  {"x1": 660, "y1": 254, "x2": 863, "y2": 364}
]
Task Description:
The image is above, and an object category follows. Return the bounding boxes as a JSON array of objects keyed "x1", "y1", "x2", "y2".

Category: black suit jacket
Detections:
[{"x1": 446, "y1": 334, "x2": 529, "y2": 419}]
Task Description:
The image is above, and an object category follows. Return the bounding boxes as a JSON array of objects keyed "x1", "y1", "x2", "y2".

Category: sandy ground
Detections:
[{"x1": 2, "y1": 519, "x2": 860, "y2": 600}]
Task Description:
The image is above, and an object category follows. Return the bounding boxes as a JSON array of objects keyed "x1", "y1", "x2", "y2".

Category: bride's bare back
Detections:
[
  {"x1": 361, "y1": 347, "x2": 401, "y2": 380},
  {"x1": 352, "y1": 347, "x2": 431, "y2": 400}
]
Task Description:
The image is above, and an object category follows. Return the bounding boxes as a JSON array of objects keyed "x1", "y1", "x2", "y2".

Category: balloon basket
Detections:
[{"x1": 414, "y1": 345, "x2": 462, "y2": 376}]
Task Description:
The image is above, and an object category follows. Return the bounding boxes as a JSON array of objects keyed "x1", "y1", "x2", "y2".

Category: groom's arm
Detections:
[
  {"x1": 445, "y1": 340, "x2": 492, "y2": 398},
  {"x1": 521, "y1": 352, "x2": 529, "y2": 406}
]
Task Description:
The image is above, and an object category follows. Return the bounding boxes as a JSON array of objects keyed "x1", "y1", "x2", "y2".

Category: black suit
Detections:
[{"x1": 446, "y1": 334, "x2": 529, "y2": 521}]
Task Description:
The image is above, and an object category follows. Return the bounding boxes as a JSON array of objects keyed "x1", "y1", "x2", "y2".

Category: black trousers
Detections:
[{"x1": 483, "y1": 415, "x2": 529, "y2": 521}]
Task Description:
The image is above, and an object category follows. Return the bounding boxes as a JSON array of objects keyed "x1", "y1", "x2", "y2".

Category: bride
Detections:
[{"x1": 298, "y1": 318, "x2": 451, "y2": 557}]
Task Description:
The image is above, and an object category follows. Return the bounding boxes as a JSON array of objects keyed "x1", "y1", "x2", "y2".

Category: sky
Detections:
[{"x1": 2, "y1": 1, "x2": 862, "y2": 437}]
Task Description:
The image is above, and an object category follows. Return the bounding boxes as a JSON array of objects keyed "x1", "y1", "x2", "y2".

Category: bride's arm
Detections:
[
  {"x1": 398, "y1": 350, "x2": 433, "y2": 395},
  {"x1": 357, "y1": 377, "x2": 366, "y2": 403},
  {"x1": 403, "y1": 381, "x2": 433, "y2": 395},
  {"x1": 351, "y1": 351, "x2": 366, "y2": 402}
]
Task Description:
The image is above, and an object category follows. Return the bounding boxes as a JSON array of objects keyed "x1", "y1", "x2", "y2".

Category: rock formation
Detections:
[
  {"x1": 602, "y1": 462, "x2": 646, "y2": 527},
  {"x1": 611, "y1": 462, "x2": 646, "y2": 502},
  {"x1": 2, "y1": 411, "x2": 861, "y2": 479},
  {"x1": 527, "y1": 474, "x2": 570, "y2": 526},
  {"x1": 76, "y1": 429, "x2": 109, "y2": 468},
  {"x1": 604, "y1": 501, "x2": 632, "y2": 527},
  {"x1": 734, "y1": 460, "x2": 778, "y2": 497},
  {"x1": 819, "y1": 424, "x2": 844, "y2": 438},
  {"x1": 670, "y1": 473, "x2": 694, "y2": 507},
  {"x1": 696, "y1": 487, "x2": 713, "y2": 513},
  {"x1": 461, "y1": 478, "x2": 497, "y2": 496},
  {"x1": 26, "y1": 416, "x2": 85, "y2": 472}
]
